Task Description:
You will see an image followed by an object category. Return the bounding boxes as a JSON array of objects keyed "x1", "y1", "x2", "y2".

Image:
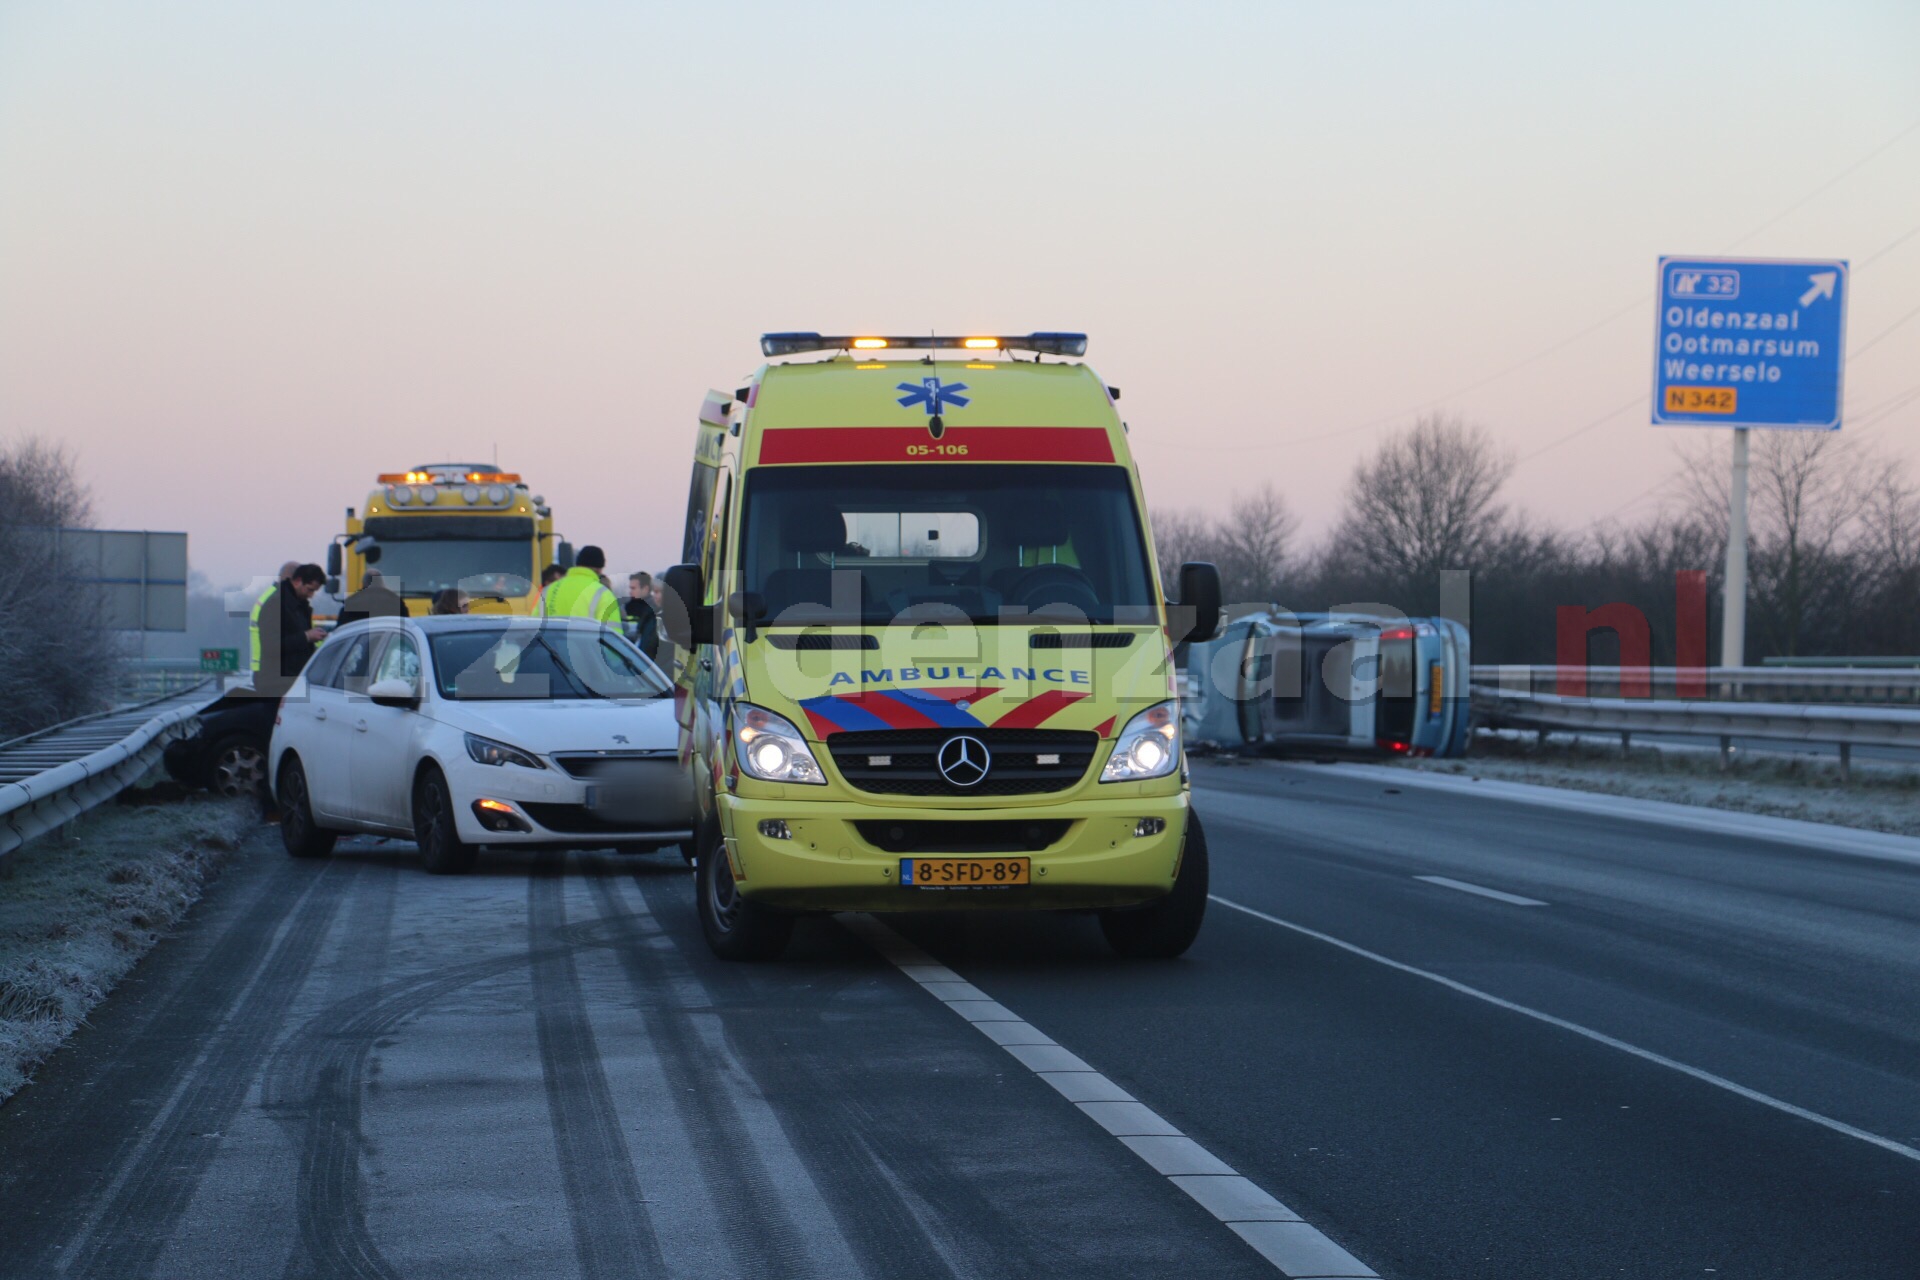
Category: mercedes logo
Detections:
[{"x1": 936, "y1": 734, "x2": 991, "y2": 788}]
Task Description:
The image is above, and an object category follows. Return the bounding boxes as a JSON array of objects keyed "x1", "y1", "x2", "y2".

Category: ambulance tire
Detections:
[
  {"x1": 278, "y1": 757, "x2": 337, "y2": 861},
  {"x1": 695, "y1": 821, "x2": 793, "y2": 962},
  {"x1": 1099, "y1": 812, "x2": 1208, "y2": 960}
]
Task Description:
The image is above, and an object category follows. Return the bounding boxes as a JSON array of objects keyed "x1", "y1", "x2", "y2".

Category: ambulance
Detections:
[
  {"x1": 662, "y1": 333, "x2": 1223, "y2": 961},
  {"x1": 327, "y1": 464, "x2": 569, "y2": 616}
]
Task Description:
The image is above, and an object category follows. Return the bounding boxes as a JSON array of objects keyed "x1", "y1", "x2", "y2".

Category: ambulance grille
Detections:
[{"x1": 826, "y1": 728, "x2": 1099, "y2": 797}]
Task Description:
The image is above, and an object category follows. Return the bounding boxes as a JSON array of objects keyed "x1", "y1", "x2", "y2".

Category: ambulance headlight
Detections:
[
  {"x1": 731, "y1": 704, "x2": 826, "y2": 785},
  {"x1": 1100, "y1": 701, "x2": 1181, "y2": 782}
]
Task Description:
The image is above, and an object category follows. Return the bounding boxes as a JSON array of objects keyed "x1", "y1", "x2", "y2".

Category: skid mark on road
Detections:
[
  {"x1": 66, "y1": 858, "x2": 357, "y2": 1280},
  {"x1": 586, "y1": 865, "x2": 838, "y2": 1280},
  {"x1": 529, "y1": 855, "x2": 665, "y2": 1279}
]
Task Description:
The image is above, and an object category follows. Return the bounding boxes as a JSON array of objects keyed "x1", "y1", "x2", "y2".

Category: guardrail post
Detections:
[
  {"x1": 1620, "y1": 730, "x2": 1631, "y2": 758},
  {"x1": 1719, "y1": 735, "x2": 1733, "y2": 772},
  {"x1": 1839, "y1": 742, "x2": 1852, "y2": 785}
]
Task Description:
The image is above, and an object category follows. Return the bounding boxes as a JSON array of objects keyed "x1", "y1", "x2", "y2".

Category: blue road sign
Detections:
[{"x1": 1652, "y1": 256, "x2": 1848, "y2": 430}]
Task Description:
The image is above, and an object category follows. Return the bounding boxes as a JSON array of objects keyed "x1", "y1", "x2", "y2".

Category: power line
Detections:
[
  {"x1": 1726, "y1": 117, "x2": 1920, "y2": 248},
  {"x1": 1513, "y1": 394, "x2": 1650, "y2": 466},
  {"x1": 1859, "y1": 218, "x2": 1920, "y2": 268},
  {"x1": 1846, "y1": 300, "x2": 1920, "y2": 362}
]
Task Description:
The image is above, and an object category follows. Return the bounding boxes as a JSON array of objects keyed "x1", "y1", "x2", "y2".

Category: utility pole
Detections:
[{"x1": 1721, "y1": 427, "x2": 1749, "y2": 670}]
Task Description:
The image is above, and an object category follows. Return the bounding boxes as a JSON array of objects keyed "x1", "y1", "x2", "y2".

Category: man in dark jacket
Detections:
[
  {"x1": 625, "y1": 571, "x2": 660, "y2": 663},
  {"x1": 336, "y1": 569, "x2": 406, "y2": 627},
  {"x1": 254, "y1": 564, "x2": 327, "y2": 698}
]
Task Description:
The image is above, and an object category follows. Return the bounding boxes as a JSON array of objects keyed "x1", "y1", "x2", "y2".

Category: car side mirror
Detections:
[
  {"x1": 368, "y1": 677, "x2": 420, "y2": 710},
  {"x1": 662, "y1": 563, "x2": 711, "y2": 648},
  {"x1": 1172, "y1": 562, "x2": 1224, "y2": 645}
]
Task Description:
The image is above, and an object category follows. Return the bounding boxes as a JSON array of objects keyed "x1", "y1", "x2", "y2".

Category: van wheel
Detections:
[
  {"x1": 1099, "y1": 812, "x2": 1208, "y2": 959},
  {"x1": 695, "y1": 823, "x2": 792, "y2": 961},
  {"x1": 413, "y1": 766, "x2": 477, "y2": 875},
  {"x1": 278, "y1": 758, "x2": 337, "y2": 860}
]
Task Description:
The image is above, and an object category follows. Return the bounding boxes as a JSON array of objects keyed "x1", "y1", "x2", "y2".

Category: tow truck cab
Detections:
[
  {"x1": 663, "y1": 333, "x2": 1223, "y2": 961},
  {"x1": 328, "y1": 465, "x2": 568, "y2": 617}
]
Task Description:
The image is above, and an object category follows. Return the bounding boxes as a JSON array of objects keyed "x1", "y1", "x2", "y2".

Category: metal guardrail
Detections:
[
  {"x1": 1471, "y1": 665, "x2": 1920, "y2": 705},
  {"x1": 1469, "y1": 666, "x2": 1920, "y2": 778},
  {"x1": 0, "y1": 683, "x2": 220, "y2": 861},
  {"x1": 122, "y1": 659, "x2": 228, "y2": 701}
]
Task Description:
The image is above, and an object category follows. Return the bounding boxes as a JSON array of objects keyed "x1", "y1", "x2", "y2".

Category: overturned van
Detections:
[{"x1": 1184, "y1": 612, "x2": 1471, "y2": 758}]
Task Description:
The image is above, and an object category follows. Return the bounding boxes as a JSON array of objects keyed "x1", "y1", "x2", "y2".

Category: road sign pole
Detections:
[{"x1": 1722, "y1": 427, "x2": 1750, "y2": 669}]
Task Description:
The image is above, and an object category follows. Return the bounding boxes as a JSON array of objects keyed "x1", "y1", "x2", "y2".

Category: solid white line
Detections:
[
  {"x1": 1414, "y1": 875, "x2": 1548, "y2": 907},
  {"x1": 1210, "y1": 894, "x2": 1920, "y2": 1166},
  {"x1": 839, "y1": 913, "x2": 1380, "y2": 1279},
  {"x1": 1250, "y1": 761, "x2": 1920, "y2": 868}
]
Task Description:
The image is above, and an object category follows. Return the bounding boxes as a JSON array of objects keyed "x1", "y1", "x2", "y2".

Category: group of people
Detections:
[{"x1": 246, "y1": 545, "x2": 667, "y2": 698}]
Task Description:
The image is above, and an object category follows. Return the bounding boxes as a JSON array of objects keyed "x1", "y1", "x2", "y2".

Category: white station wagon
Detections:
[{"x1": 268, "y1": 615, "x2": 692, "y2": 872}]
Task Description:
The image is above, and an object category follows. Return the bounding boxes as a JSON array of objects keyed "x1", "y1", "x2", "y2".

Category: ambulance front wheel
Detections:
[
  {"x1": 1099, "y1": 812, "x2": 1209, "y2": 960},
  {"x1": 695, "y1": 822, "x2": 794, "y2": 962}
]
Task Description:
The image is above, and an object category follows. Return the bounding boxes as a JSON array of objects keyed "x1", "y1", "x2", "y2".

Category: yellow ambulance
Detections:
[{"x1": 663, "y1": 334, "x2": 1223, "y2": 961}]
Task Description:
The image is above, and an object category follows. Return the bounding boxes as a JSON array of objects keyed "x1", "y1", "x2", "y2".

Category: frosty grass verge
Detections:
[
  {"x1": 1401, "y1": 733, "x2": 1920, "y2": 838},
  {"x1": 0, "y1": 787, "x2": 252, "y2": 1103}
]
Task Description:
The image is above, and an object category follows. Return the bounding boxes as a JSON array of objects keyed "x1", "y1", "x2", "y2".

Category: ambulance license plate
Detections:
[{"x1": 900, "y1": 857, "x2": 1030, "y2": 888}]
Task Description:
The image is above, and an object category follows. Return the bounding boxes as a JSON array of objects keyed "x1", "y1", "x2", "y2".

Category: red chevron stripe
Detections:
[
  {"x1": 800, "y1": 707, "x2": 845, "y2": 738},
  {"x1": 991, "y1": 689, "x2": 1088, "y2": 730},
  {"x1": 837, "y1": 691, "x2": 942, "y2": 729}
]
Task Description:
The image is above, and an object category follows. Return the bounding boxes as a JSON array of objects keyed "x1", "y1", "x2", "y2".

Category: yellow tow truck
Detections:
[{"x1": 326, "y1": 464, "x2": 569, "y2": 616}]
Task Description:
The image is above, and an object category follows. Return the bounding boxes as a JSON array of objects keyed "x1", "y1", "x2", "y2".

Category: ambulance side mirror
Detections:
[
  {"x1": 1172, "y1": 562, "x2": 1224, "y2": 645},
  {"x1": 662, "y1": 563, "x2": 712, "y2": 648}
]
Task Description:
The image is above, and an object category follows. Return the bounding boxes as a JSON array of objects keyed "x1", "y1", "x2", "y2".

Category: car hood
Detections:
[{"x1": 429, "y1": 695, "x2": 679, "y2": 758}]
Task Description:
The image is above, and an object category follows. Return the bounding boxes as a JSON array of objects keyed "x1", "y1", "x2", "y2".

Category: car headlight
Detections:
[
  {"x1": 1100, "y1": 700, "x2": 1181, "y2": 782},
  {"x1": 464, "y1": 732, "x2": 546, "y2": 770},
  {"x1": 731, "y1": 703, "x2": 826, "y2": 785}
]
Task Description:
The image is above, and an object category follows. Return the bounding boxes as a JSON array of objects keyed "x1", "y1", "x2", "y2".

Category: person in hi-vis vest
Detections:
[
  {"x1": 539, "y1": 545, "x2": 621, "y2": 625},
  {"x1": 248, "y1": 561, "x2": 300, "y2": 675}
]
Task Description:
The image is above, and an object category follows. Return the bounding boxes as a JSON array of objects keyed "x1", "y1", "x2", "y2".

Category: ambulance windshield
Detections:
[{"x1": 739, "y1": 464, "x2": 1156, "y2": 626}]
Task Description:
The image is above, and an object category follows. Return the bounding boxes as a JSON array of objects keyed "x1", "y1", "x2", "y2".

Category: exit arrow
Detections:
[{"x1": 1799, "y1": 271, "x2": 1837, "y2": 307}]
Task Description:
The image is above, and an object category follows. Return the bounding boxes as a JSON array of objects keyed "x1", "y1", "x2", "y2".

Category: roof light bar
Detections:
[{"x1": 760, "y1": 332, "x2": 1088, "y2": 358}]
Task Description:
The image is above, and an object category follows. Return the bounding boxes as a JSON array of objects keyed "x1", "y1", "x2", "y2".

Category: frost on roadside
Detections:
[
  {"x1": 1404, "y1": 734, "x2": 1920, "y2": 838},
  {"x1": 0, "y1": 791, "x2": 253, "y2": 1103}
]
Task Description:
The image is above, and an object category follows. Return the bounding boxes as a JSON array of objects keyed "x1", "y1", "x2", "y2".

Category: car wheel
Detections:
[
  {"x1": 1099, "y1": 811, "x2": 1209, "y2": 959},
  {"x1": 412, "y1": 765, "x2": 477, "y2": 875},
  {"x1": 209, "y1": 733, "x2": 268, "y2": 799},
  {"x1": 278, "y1": 757, "x2": 338, "y2": 860},
  {"x1": 694, "y1": 822, "x2": 792, "y2": 961}
]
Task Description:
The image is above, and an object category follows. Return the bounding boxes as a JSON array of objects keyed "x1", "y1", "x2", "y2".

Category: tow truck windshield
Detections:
[
  {"x1": 739, "y1": 463, "x2": 1155, "y2": 626},
  {"x1": 367, "y1": 541, "x2": 534, "y2": 599}
]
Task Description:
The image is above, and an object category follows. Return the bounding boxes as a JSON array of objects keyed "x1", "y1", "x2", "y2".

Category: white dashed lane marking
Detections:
[
  {"x1": 1414, "y1": 874, "x2": 1548, "y2": 906},
  {"x1": 840, "y1": 915, "x2": 1381, "y2": 1279}
]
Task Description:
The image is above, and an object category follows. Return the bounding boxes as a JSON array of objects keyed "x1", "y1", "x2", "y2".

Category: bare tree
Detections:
[
  {"x1": 1149, "y1": 507, "x2": 1217, "y2": 593},
  {"x1": 0, "y1": 438, "x2": 119, "y2": 737},
  {"x1": 1211, "y1": 484, "x2": 1299, "y2": 609},
  {"x1": 1676, "y1": 432, "x2": 1868, "y2": 657},
  {"x1": 1333, "y1": 413, "x2": 1513, "y2": 586}
]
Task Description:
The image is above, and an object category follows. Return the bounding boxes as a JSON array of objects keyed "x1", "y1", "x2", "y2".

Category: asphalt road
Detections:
[{"x1": 2, "y1": 760, "x2": 1916, "y2": 1278}]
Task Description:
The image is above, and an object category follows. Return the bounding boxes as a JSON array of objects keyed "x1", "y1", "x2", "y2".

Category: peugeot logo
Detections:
[
  {"x1": 611, "y1": 734, "x2": 629, "y2": 744},
  {"x1": 937, "y1": 735, "x2": 991, "y2": 788}
]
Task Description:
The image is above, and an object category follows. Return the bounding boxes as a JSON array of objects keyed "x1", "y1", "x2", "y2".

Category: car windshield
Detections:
[
  {"x1": 739, "y1": 464, "x2": 1156, "y2": 626},
  {"x1": 369, "y1": 540, "x2": 534, "y2": 600},
  {"x1": 429, "y1": 627, "x2": 671, "y2": 700}
]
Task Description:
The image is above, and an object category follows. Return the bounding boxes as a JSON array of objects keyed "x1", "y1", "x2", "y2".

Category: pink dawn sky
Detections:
[{"x1": 2, "y1": 1, "x2": 1917, "y2": 590}]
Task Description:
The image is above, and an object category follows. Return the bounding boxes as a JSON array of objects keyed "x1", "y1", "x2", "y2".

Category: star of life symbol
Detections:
[{"x1": 896, "y1": 377, "x2": 970, "y2": 416}]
